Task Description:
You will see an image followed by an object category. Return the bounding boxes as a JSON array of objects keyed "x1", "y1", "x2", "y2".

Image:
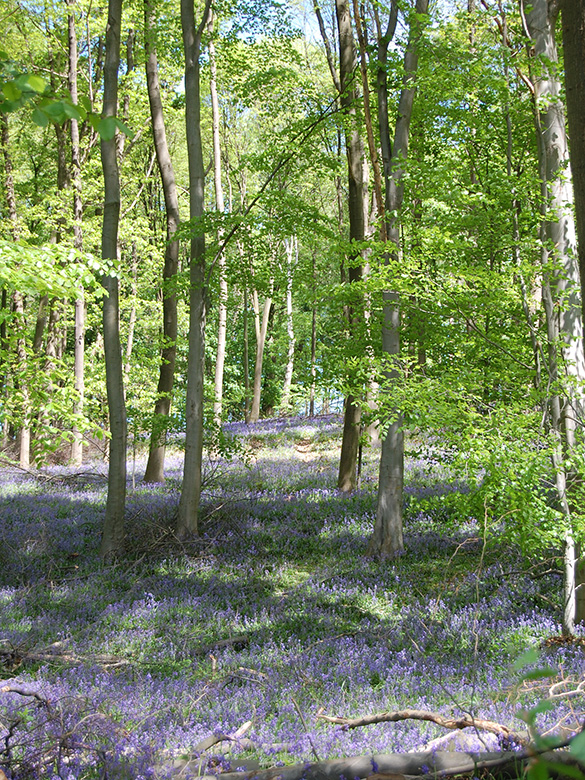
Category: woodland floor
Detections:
[{"x1": 0, "y1": 414, "x2": 584, "y2": 779}]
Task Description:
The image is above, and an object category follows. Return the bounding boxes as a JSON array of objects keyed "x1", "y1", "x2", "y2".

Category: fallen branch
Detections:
[
  {"x1": 0, "y1": 645, "x2": 130, "y2": 670},
  {"x1": 187, "y1": 742, "x2": 585, "y2": 780},
  {"x1": 317, "y1": 709, "x2": 527, "y2": 745}
]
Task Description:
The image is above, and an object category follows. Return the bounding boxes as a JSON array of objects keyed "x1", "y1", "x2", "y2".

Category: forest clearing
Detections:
[{"x1": 1, "y1": 417, "x2": 585, "y2": 778}]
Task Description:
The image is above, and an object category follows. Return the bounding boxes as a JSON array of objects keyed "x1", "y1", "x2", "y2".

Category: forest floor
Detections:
[{"x1": 0, "y1": 414, "x2": 584, "y2": 779}]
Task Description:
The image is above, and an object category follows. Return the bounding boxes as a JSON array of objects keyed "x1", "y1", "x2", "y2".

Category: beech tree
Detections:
[
  {"x1": 176, "y1": 0, "x2": 211, "y2": 538},
  {"x1": 524, "y1": 0, "x2": 585, "y2": 633},
  {"x1": 99, "y1": 0, "x2": 126, "y2": 559},
  {"x1": 142, "y1": 0, "x2": 181, "y2": 484}
]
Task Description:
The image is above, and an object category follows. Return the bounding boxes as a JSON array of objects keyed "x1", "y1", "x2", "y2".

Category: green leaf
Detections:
[
  {"x1": 522, "y1": 667, "x2": 556, "y2": 681},
  {"x1": 31, "y1": 108, "x2": 49, "y2": 127},
  {"x1": 527, "y1": 760, "x2": 550, "y2": 780},
  {"x1": 79, "y1": 95, "x2": 92, "y2": 112},
  {"x1": 540, "y1": 761, "x2": 585, "y2": 780},
  {"x1": 114, "y1": 118, "x2": 133, "y2": 138},
  {"x1": 62, "y1": 101, "x2": 83, "y2": 121},
  {"x1": 513, "y1": 648, "x2": 540, "y2": 671},
  {"x1": 24, "y1": 74, "x2": 46, "y2": 93},
  {"x1": 570, "y1": 731, "x2": 585, "y2": 762},
  {"x1": 2, "y1": 81, "x2": 21, "y2": 101},
  {"x1": 97, "y1": 116, "x2": 117, "y2": 140}
]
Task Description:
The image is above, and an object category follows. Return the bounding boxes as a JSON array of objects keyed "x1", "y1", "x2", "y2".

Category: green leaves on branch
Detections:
[
  {"x1": 0, "y1": 240, "x2": 112, "y2": 298},
  {"x1": 0, "y1": 51, "x2": 133, "y2": 139}
]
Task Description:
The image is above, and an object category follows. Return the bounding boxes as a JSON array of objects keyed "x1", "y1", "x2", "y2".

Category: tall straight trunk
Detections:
[
  {"x1": 368, "y1": 0, "x2": 428, "y2": 557},
  {"x1": 143, "y1": 0, "x2": 180, "y2": 484},
  {"x1": 209, "y1": 18, "x2": 228, "y2": 428},
  {"x1": 526, "y1": 0, "x2": 585, "y2": 632},
  {"x1": 69, "y1": 1, "x2": 85, "y2": 466},
  {"x1": 335, "y1": 0, "x2": 366, "y2": 492},
  {"x1": 561, "y1": 0, "x2": 585, "y2": 338},
  {"x1": 99, "y1": 0, "x2": 127, "y2": 559},
  {"x1": 280, "y1": 236, "x2": 296, "y2": 413},
  {"x1": 124, "y1": 244, "x2": 137, "y2": 375},
  {"x1": 0, "y1": 114, "x2": 30, "y2": 469},
  {"x1": 310, "y1": 250, "x2": 317, "y2": 417},
  {"x1": 249, "y1": 288, "x2": 272, "y2": 423},
  {"x1": 176, "y1": 0, "x2": 211, "y2": 537},
  {"x1": 243, "y1": 279, "x2": 251, "y2": 422}
]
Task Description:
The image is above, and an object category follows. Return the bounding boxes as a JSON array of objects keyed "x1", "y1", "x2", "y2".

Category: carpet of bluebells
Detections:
[{"x1": 0, "y1": 415, "x2": 584, "y2": 779}]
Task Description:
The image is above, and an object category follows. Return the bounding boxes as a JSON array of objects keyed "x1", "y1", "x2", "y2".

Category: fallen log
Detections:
[{"x1": 188, "y1": 745, "x2": 585, "y2": 780}]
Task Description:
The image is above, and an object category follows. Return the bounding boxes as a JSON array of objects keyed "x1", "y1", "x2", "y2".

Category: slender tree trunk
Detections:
[
  {"x1": 336, "y1": 0, "x2": 366, "y2": 492},
  {"x1": 0, "y1": 114, "x2": 30, "y2": 469},
  {"x1": 280, "y1": 236, "x2": 296, "y2": 413},
  {"x1": 561, "y1": 0, "x2": 585, "y2": 339},
  {"x1": 208, "y1": 17, "x2": 228, "y2": 428},
  {"x1": 526, "y1": 0, "x2": 585, "y2": 632},
  {"x1": 176, "y1": 0, "x2": 211, "y2": 537},
  {"x1": 310, "y1": 250, "x2": 317, "y2": 417},
  {"x1": 243, "y1": 279, "x2": 251, "y2": 422},
  {"x1": 249, "y1": 288, "x2": 272, "y2": 423},
  {"x1": 143, "y1": 0, "x2": 181, "y2": 483},
  {"x1": 69, "y1": 0, "x2": 85, "y2": 466},
  {"x1": 124, "y1": 244, "x2": 137, "y2": 376},
  {"x1": 368, "y1": 0, "x2": 428, "y2": 557},
  {"x1": 100, "y1": 0, "x2": 127, "y2": 559}
]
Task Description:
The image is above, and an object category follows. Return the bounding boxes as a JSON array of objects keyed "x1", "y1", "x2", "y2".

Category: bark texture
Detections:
[
  {"x1": 249, "y1": 289, "x2": 272, "y2": 423},
  {"x1": 335, "y1": 0, "x2": 366, "y2": 493},
  {"x1": 143, "y1": 0, "x2": 181, "y2": 484},
  {"x1": 69, "y1": 0, "x2": 85, "y2": 466},
  {"x1": 368, "y1": 0, "x2": 428, "y2": 558},
  {"x1": 99, "y1": 0, "x2": 127, "y2": 559},
  {"x1": 209, "y1": 19, "x2": 228, "y2": 429},
  {"x1": 176, "y1": 0, "x2": 211, "y2": 537},
  {"x1": 526, "y1": 0, "x2": 585, "y2": 631},
  {"x1": 561, "y1": 0, "x2": 585, "y2": 338}
]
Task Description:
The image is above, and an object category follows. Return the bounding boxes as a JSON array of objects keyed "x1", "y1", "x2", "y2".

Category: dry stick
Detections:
[
  {"x1": 291, "y1": 695, "x2": 320, "y2": 762},
  {"x1": 317, "y1": 708, "x2": 527, "y2": 745}
]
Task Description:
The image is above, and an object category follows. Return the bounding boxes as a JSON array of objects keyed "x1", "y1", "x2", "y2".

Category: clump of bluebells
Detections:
[{"x1": 0, "y1": 415, "x2": 580, "y2": 778}]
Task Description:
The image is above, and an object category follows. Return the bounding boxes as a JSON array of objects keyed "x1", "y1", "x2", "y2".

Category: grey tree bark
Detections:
[
  {"x1": 143, "y1": 0, "x2": 181, "y2": 484},
  {"x1": 314, "y1": 0, "x2": 367, "y2": 492},
  {"x1": 208, "y1": 16, "x2": 228, "y2": 429},
  {"x1": 99, "y1": 0, "x2": 127, "y2": 559},
  {"x1": 525, "y1": 0, "x2": 585, "y2": 632},
  {"x1": 249, "y1": 286, "x2": 272, "y2": 423},
  {"x1": 561, "y1": 0, "x2": 585, "y2": 335},
  {"x1": 560, "y1": 0, "x2": 585, "y2": 622},
  {"x1": 176, "y1": 0, "x2": 212, "y2": 537},
  {"x1": 280, "y1": 236, "x2": 297, "y2": 413},
  {"x1": 368, "y1": 0, "x2": 428, "y2": 558},
  {"x1": 69, "y1": 0, "x2": 85, "y2": 467},
  {"x1": 0, "y1": 114, "x2": 30, "y2": 469}
]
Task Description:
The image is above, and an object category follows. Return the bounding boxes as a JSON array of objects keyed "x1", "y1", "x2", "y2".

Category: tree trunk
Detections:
[
  {"x1": 0, "y1": 114, "x2": 30, "y2": 469},
  {"x1": 99, "y1": 0, "x2": 127, "y2": 560},
  {"x1": 280, "y1": 236, "x2": 296, "y2": 413},
  {"x1": 310, "y1": 250, "x2": 317, "y2": 417},
  {"x1": 176, "y1": 0, "x2": 211, "y2": 537},
  {"x1": 69, "y1": 0, "x2": 85, "y2": 466},
  {"x1": 561, "y1": 0, "x2": 585, "y2": 339},
  {"x1": 243, "y1": 279, "x2": 251, "y2": 422},
  {"x1": 209, "y1": 18, "x2": 228, "y2": 429},
  {"x1": 526, "y1": 0, "x2": 585, "y2": 631},
  {"x1": 249, "y1": 289, "x2": 272, "y2": 423},
  {"x1": 143, "y1": 0, "x2": 181, "y2": 484},
  {"x1": 124, "y1": 244, "x2": 137, "y2": 377},
  {"x1": 368, "y1": 0, "x2": 428, "y2": 557}
]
